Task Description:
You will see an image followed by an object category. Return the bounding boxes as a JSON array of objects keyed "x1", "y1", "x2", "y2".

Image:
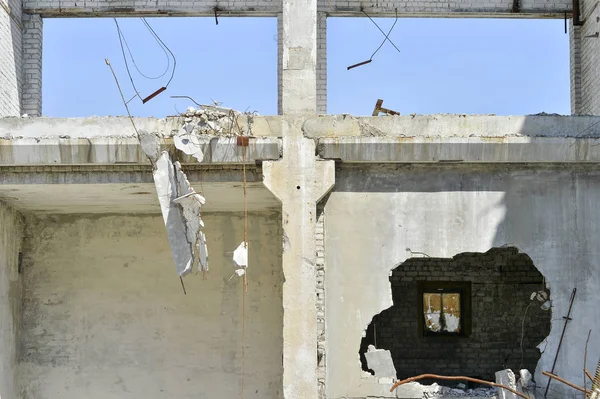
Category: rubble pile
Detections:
[{"x1": 178, "y1": 105, "x2": 253, "y2": 137}]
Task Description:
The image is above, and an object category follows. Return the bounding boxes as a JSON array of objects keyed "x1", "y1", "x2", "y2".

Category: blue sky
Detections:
[{"x1": 42, "y1": 16, "x2": 570, "y2": 117}]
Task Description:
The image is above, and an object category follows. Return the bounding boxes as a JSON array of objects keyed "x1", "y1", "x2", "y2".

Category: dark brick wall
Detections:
[{"x1": 359, "y1": 248, "x2": 551, "y2": 383}]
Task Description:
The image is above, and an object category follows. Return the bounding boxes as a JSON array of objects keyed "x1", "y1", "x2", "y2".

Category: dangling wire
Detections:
[
  {"x1": 115, "y1": 18, "x2": 170, "y2": 80},
  {"x1": 347, "y1": 8, "x2": 401, "y2": 70},
  {"x1": 141, "y1": 17, "x2": 177, "y2": 88},
  {"x1": 113, "y1": 17, "x2": 177, "y2": 102}
]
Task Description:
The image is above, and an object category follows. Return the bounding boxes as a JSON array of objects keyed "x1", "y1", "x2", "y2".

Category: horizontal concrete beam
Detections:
[
  {"x1": 0, "y1": 116, "x2": 281, "y2": 138},
  {"x1": 318, "y1": 137, "x2": 600, "y2": 163},
  {"x1": 0, "y1": 137, "x2": 281, "y2": 165},
  {"x1": 23, "y1": 5, "x2": 569, "y2": 18},
  {"x1": 23, "y1": 7, "x2": 279, "y2": 17},
  {"x1": 303, "y1": 115, "x2": 600, "y2": 139},
  {"x1": 0, "y1": 165, "x2": 264, "y2": 184}
]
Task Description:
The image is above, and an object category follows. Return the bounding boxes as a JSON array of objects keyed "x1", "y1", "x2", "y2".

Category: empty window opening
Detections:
[
  {"x1": 359, "y1": 247, "x2": 551, "y2": 386},
  {"x1": 328, "y1": 18, "x2": 570, "y2": 116},
  {"x1": 42, "y1": 17, "x2": 277, "y2": 117}
]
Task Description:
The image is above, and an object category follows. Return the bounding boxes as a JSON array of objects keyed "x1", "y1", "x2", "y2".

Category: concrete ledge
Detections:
[
  {"x1": 318, "y1": 137, "x2": 600, "y2": 163},
  {"x1": 304, "y1": 115, "x2": 600, "y2": 139},
  {"x1": 0, "y1": 116, "x2": 281, "y2": 138},
  {"x1": 0, "y1": 137, "x2": 281, "y2": 165}
]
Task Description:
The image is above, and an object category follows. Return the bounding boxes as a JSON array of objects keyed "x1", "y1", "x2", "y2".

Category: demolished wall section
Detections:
[
  {"x1": 360, "y1": 248, "x2": 550, "y2": 383},
  {"x1": 0, "y1": 201, "x2": 23, "y2": 399}
]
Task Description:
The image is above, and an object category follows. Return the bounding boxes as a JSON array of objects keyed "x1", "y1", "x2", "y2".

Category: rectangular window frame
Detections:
[{"x1": 417, "y1": 281, "x2": 472, "y2": 339}]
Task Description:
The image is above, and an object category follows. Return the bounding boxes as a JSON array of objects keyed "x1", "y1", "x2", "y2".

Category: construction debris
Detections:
[
  {"x1": 177, "y1": 105, "x2": 251, "y2": 137},
  {"x1": 390, "y1": 373, "x2": 529, "y2": 399},
  {"x1": 232, "y1": 241, "x2": 248, "y2": 277},
  {"x1": 364, "y1": 345, "x2": 396, "y2": 383},
  {"x1": 495, "y1": 369, "x2": 517, "y2": 399},
  {"x1": 372, "y1": 99, "x2": 400, "y2": 116},
  {"x1": 138, "y1": 131, "x2": 208, "y2": 278}
]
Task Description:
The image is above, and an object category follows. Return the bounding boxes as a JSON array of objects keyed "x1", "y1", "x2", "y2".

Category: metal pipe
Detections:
[{"x1": 545, "y1": 287, "x2": 577, "y2": 398}]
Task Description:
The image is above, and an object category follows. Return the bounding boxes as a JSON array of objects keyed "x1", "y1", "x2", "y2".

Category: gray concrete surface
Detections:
[
  {"x1": 19, "y1": 213, "x2": 283, "y2": 399},
  {"x1": 263, "y1": 118, "x2": 335, "y2": 399},
  {"x1": 0, "y1": 202, "x2": 23, "y2": 399},
  {"x1": 324, "y1": 164, "x2": 600, "y2": 399}
]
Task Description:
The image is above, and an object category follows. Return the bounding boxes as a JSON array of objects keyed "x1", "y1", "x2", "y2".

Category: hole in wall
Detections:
[{"x1": 359, "y1": 247, "x2": 551, "y2": 387}]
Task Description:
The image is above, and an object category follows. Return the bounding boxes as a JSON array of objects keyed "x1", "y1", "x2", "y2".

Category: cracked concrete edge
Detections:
[
  {"x1": 4, "y1": 115, "x2": 600, "y2": 140},
  {"x1": 301, "y1": 115, "x2": 600, "y2": 139},
  {"x1": 0, "y1": 116, "x2": 282, "y2": 139}
]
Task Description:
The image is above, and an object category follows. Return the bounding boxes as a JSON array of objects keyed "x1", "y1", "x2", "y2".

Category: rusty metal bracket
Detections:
[
  {"x1": 142, "y1": 86, "x2": 167, "y2": 104},
  {"x1": 237, "y1": 136, "x2": 249, "y2": 147},
  {"x1": 372, "y1": 99, "x2": 400, "y2": 116}
]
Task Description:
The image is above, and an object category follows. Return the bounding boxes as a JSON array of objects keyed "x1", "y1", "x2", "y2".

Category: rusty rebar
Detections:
[
  {"x1": 389, "y1": 373, "x2": 528, "y2": 399},
  {"x1": 543, "y1": 371, "x2": 589, "y2": 394}
]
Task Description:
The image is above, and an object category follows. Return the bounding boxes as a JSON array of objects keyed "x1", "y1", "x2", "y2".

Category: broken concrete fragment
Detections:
[
  {"x1": 138, "y1": 130, "x2": 161, "y2": 162},
  {"x1": 233, "y1": 241, "x2": 248, "y2": 269},
  {"x1": 365, "y1": 345, "x2": 396, "y2": 380},
  {"x1": 495, "y1": 369, "x2": 517, "y2": 399},
  {"x1": 174, "y1": 130, "x2": 204, "y2": 162},
  {"x1": 516, "y1": 369, "x2": 535, "y2": 398},
  {"x1": 173, "y1": 161, "x2": 208, "y2": 273},
  {"x1": 152, "y1": 151, "x2": 208, "y2": 276}
]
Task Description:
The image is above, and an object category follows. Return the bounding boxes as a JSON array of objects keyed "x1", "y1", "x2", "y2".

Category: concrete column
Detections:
[
  {"x1": 263, "y1": 119, "x2": 335, "y2": 399},
  {"x1": 0, "y1": 0, "x2": 23, "y2": 116},
  {"x1": 570, "y1": 5, "x2": 600, "y2": 116},
  {"x1": 280, "y1": 0, "x2": 317, "y2": 114},
  {"x1": 21, "y1": 13, "x2": 42, "y2": 117},
  {"x1": 570, "y1": 22, "x2": 582, "y2": 115},
  {"x1": 316, "y1": 12, "x2": 327, "y2": 115}
]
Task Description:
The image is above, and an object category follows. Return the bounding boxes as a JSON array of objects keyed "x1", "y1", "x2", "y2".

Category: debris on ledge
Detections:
[{"x1": 177, "y1": 105, "x2": 257, "y2": 138}]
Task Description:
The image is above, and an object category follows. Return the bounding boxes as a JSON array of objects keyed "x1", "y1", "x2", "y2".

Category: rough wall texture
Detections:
[
  {"x1": 317, "y1": 12, "x2": 326, "y2": 115},
  {"x1": 21, "y1": 13, "x2": 42, "y2": 117},
  {"x1": 0, "y1": 0, "x2": 22, "y2": 117},
  {"x1": 315, "y1": 202, "x2": 326, "y2": 399},
  {"x1": 325, "y1": 164, "x2": 600, "y2": 399},
  {"x1": 577, "y1": 1, "x2": 600, "y2": 115},
  {"x1": 359, "y1": 248, "x2": 550, "y2": 383},
  {"x1": 19, "y1": 213, "x2": 283, "y2": 399},
  {"x1": 0, "y1": 201, "x2": 23, "y2": 399}
]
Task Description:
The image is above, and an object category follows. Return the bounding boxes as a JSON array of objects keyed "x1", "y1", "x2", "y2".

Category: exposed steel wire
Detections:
[{"x1": 389, "y1": 374, "x2": 529, "y2": 399}]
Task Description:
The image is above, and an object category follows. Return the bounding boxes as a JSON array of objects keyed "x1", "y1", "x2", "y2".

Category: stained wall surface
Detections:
[
  {"x1": 0, "y1": 202, "x2": 23, "y2": 399},
  {"x1": 19, "y1": 213, "x2": 283, "y2": 399},
  {"x1": 325, "y1": 164, "x2": 600, "y2": 399}
]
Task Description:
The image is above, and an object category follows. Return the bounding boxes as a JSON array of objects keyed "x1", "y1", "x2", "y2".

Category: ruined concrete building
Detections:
[{"x1": 1, "y1": 0, "x2": 600, "y2": 397}]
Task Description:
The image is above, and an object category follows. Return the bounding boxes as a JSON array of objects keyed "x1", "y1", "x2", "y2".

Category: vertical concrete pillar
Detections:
[
  {"x1": 21, "y1": 13, "x2": 42, "y2": 116},
  {"x1": 570, "y1": 22, "x2": 582, "y2": 115},
  {"x1": 570, "y1": 5, "x2": 600, "y2": 115},
  {"x1": 263, "y1": 119, "x2": 335, "y2": 399},
  {"x1": 280, "y1": 0, "x2": 317, "y2": 114},
  {"x1": 0, "y1": 0, "x2": 23, "y2": 116},
  {"x1": 316, "y1": 12, "x2": 327, "y2": 115}
]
